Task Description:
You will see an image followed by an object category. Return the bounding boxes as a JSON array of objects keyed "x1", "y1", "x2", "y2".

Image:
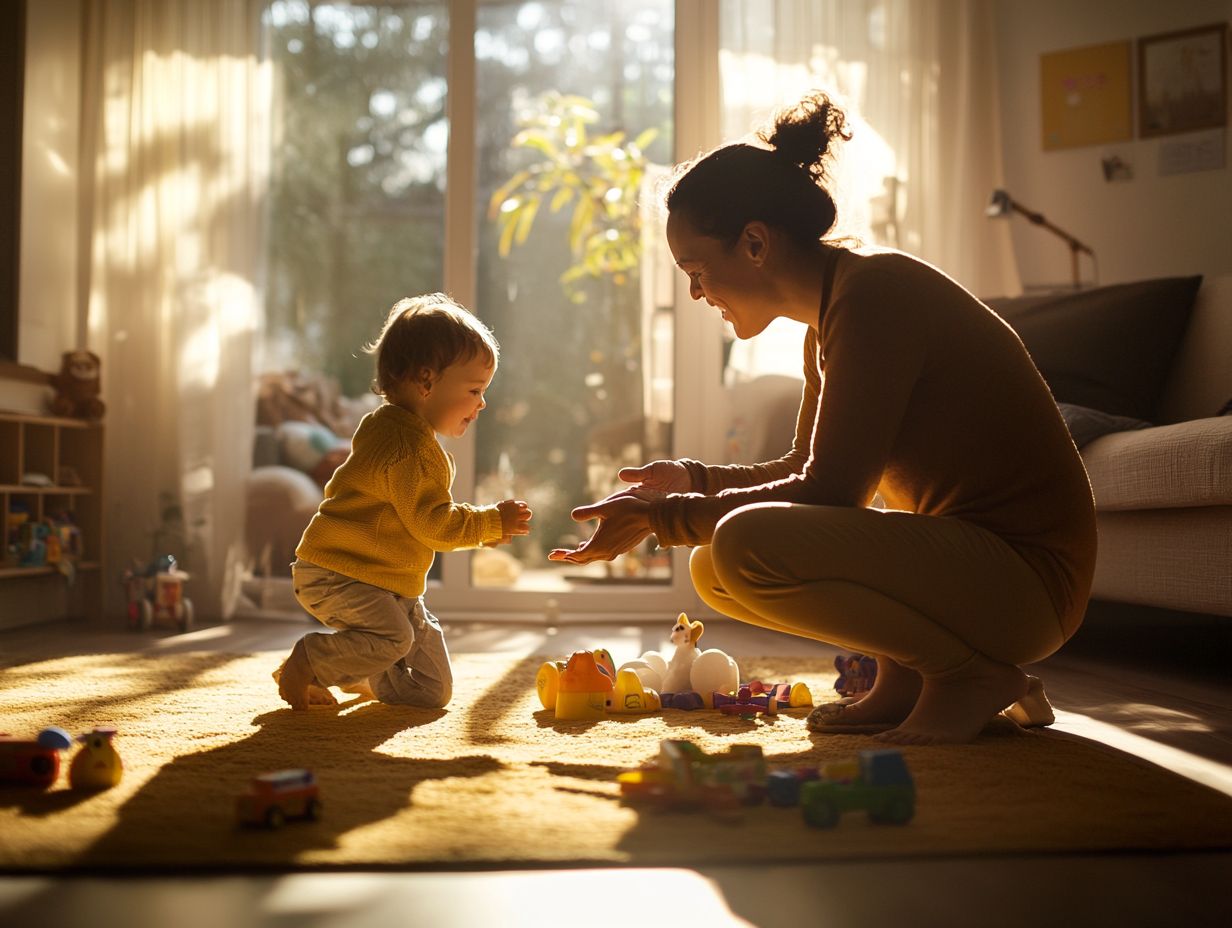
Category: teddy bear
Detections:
[{"x1": 50, "y1": 350, "x2": 106, "y2": 419}]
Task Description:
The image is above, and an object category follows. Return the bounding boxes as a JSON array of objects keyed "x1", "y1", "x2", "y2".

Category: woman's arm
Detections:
[
  {"x1": 678, "y1": 330, "x2": 820, "y2": 494},
  {"x1": 650, "y1": 271, "x2": 926, "y2": 547}
]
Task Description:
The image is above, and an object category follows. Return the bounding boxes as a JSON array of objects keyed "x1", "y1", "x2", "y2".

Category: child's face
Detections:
[{"x1": 407, "y1": 354, "x2": 495, "y2": 438}]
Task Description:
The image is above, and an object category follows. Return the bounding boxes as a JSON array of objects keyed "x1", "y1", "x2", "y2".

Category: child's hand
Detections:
[{"x1": 497, "y1": 499, "x2": 533, "y2": 541}]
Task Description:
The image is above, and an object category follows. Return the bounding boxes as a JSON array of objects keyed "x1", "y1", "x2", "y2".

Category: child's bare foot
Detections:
[
  {"x1": 875, "y1": 653, "x2": 1029, "y2": 745},
  {"x1": 807, "y1": 656, "x2": 922, "y2": 733},
  {"x1": 276, "y1": 640, "x2": 319, "y2": 710},
  {"x1": 1002, "y1": 675, "x2": 1055, "y2": 728},
  {"x1": 339, "y1": 679, "x2": 376, "y2": 700},
  {"x1": 272, "y1": 664, "x2": 337, "y2": 707}
]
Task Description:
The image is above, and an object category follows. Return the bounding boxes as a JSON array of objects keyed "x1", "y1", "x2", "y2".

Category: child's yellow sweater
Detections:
[{"x1": 296, "y1": 404, "x2": 503, "y2": 597}]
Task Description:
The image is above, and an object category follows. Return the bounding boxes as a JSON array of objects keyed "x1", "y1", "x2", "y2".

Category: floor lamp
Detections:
[{"x1": 986, "y1": 189, "x2": 1095, "y2": 290}]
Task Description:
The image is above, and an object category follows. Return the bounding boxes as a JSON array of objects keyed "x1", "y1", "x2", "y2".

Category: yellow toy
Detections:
[
  {"x1": 535, "y1": 649, "x2": 661, "y2": 719},
  {"x1": 68, "y1": 726, "x2": 123, "y2": 790},
  {"x1": 554, "y1": 651, "x2": 613, "y2": 721}
]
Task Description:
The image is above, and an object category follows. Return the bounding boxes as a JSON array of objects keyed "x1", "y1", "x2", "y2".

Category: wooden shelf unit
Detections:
[{"x1": 0, "y1": 409, "x2": 104, "y2": 628}]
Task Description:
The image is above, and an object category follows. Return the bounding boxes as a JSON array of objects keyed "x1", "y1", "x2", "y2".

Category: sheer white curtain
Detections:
[
  {"x1": 79, "y1": 0, "x2": 269, "y2": 620},
  {"x1": 720, "y1": 0, "x2": 1020, "y2": 380}
]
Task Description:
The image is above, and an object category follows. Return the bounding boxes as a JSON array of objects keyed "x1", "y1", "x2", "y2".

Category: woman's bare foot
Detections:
[
  {"x1": 1002, "y1": 675, "x2": 1055, "y2": 728},
  {"x1": 275, "y1": 640, "x2": 328, "y2": 710},
  {"x1": 807, "y1": 656, "x2": 922, "y2": 733},
  {"x1": 876, "y1": 653, "x2": 1029, "y2": 745}
]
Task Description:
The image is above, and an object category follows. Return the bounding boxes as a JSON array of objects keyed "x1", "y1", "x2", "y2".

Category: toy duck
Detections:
[{"x1": 69, "y1": 726, "x2": 123, "y2": 790}]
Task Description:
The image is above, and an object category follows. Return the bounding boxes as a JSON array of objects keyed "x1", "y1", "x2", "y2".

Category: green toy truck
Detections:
[{"x1": 799, "y1": 748, "x2": 915, "y2": 828}]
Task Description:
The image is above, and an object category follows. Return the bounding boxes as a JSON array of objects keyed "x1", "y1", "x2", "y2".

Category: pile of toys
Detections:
[
  {"x1": 0, "y1": 726, "x2": 123, "y2": 791},
  {"x1": 617, "y1": 738, "x2": 916, "y2": 828},
  {"x1": 534, "y1": 612, "x2": 813, "y2": 722},
  {"x1": 4, "y1": 504, "x2": 82, "y2": 576}
]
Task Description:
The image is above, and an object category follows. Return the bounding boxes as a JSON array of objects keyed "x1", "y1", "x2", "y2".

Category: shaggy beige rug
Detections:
[{"x1": 1, "y1": 650, "x2": 1229, "y2": 871}]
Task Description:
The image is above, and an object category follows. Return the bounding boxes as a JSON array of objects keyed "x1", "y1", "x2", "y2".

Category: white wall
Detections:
[{"x1": 993, "y1": 0, "x2": 1232, "y2": 291}]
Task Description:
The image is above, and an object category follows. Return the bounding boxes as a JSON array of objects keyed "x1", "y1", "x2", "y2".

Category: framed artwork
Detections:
[
  {"x1": 1040, "y1": 41, "x2": 1133, "y2": 150},
  {"x1": 1138, "y1": 23, "x2": 1228, "y2": 138}
]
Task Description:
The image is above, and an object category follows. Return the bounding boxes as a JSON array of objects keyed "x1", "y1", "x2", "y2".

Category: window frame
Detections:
[{"x1": 427, "y1": 0, "x2": 728, "y2": 619}]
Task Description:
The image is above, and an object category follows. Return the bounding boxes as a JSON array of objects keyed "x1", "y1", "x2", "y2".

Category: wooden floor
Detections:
[{"x1": 1, "y1": 607, "x2": 1229, "y2": 928}]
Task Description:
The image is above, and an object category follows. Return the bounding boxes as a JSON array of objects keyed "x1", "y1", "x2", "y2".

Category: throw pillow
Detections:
[
  {"x1": 985, "y1": 276, "x2": 1202, "y2": 421},
  {"x1": 1057, "y1": 402, "x2": 1153, "y2": 449}
]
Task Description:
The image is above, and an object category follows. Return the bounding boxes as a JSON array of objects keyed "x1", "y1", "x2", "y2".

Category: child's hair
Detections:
[
  {"x1": 664, "y1": 90, "x2": 852, "y2": 249},
  {"x1": 364, "y1": 293, "x2": 500, "y2": 398}
]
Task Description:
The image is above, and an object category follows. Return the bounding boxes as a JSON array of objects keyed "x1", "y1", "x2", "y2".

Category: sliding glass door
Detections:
[{"x1": 258, "y1": 1, "x2": 727, "y2": 619}]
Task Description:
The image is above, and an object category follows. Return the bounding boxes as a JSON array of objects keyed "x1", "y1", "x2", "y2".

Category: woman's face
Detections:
[{"x1": 666, "y1": 212, "x2": 774, "y2": 339}]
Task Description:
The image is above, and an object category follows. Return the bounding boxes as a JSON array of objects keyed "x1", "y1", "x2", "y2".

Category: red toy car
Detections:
[
  {"x1": 0, "y1": 727, "x2": 74, "y2": 788},
  {"x1": 236, "y1": 768, "x2": 321, "y2": 828}
]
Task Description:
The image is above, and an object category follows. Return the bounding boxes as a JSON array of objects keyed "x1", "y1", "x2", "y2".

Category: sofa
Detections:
[
  {"x1": 987, "y1": 275, "x2": 1231, "y2": 618},
  {"x1": 723, "y1": 273, "x2": 1231, "y2": 619}
]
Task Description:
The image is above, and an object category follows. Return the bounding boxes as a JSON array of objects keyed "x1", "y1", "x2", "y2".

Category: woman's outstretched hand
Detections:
[
  {"x1": 547, "y1": 495, "x2": 652, "y2": 564},
  {"x1": 616, "y1": 459, "x2": 692, "y2": 497}
]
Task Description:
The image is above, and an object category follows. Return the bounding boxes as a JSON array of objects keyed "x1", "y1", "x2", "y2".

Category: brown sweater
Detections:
[{"x1": 649, "y1": 246, "x2": 1097, "y2": 633}]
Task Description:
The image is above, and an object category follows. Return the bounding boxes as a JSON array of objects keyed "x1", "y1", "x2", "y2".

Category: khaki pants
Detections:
[
  {"x1": 291, "y1": 559, "x2": 453, "y2": 708},
  {"x1": 690, "y1": 503, "x2": 1067, "y2": 676}
]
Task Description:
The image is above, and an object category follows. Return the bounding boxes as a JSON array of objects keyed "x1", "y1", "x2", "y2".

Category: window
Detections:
[{"x1": 258, "y1": 0, "x2": 702, "y2": 617}]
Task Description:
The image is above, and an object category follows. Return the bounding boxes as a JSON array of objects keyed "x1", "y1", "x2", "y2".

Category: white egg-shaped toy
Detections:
[
  {"x1": 616, "y1": 658, "x2": 663, "y2": 693},
  {"x1": 690, "y1": 650, "x2": 740, "y2": 709},
  {"x1": 638, "y1": 651, "x2": 669, "y2": 680}
]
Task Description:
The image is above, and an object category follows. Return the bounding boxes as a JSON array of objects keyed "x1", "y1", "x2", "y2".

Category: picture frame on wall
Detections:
[
  {"x1": 1138, "y1": 22, "x2": 1228, "y2": 138},
  {"x1": 1039, "y1": 40, "x2": 1133, "y2": 150}
]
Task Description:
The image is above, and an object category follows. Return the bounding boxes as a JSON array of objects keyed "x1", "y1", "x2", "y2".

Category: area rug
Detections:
[{"x1": 1, "y1": 650, "x2": 1230, "y2": 871}]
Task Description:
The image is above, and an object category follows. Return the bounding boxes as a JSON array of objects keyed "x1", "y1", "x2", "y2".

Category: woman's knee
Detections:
[{"x1": 710, "y1": 503, "x2": 788, "y2": 585}]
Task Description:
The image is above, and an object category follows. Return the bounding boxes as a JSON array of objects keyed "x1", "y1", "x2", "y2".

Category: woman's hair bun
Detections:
[{"x1": 757, "y1": 90, "x2": 851, "y2": 182}]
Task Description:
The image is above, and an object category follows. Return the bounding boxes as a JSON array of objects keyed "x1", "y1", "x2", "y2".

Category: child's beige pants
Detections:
[
  {"x1": 690, "y1": 503, "x2": 1068, "y2": 676},
  {"x1": 291, "y1": 559, "x2": 453, "y2": 708}
]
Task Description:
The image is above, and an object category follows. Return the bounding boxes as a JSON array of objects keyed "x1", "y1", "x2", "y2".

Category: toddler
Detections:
[{"x1": 276, "y1": 293, "x2": 531, "y2": 710}]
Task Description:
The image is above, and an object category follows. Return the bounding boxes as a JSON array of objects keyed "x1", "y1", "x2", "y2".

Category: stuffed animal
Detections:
[
  {"x1": 49, "y1": 350, "x2": 105, "y2": 419},
  {"x1": 622, "y1": 613, "x2": 739, "y2": 708}
]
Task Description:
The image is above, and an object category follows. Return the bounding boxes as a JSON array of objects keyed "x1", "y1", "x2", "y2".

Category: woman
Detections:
[{"x1": 549, "y1": 92, "x2": 1096, "y2": 744}]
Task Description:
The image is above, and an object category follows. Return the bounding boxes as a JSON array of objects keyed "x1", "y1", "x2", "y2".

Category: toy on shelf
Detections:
[
  {"x1": 834, "y1": 653, "x2": 878, "y2": 698},
  {"x1": 618, "y1": 739, "x2": 768, "y2": 810},
  {"x1": 617, "y1": 613, "x2": 739, "y2": 708},
  {"x1": 49, "y1": 349, "x2": 105, "y2": 420},
  {"x1": 797, "y1": 749, "x2": 914, "y2": 828},
  {"x1": 0, "y1": 727, "x2": 75, "y2": 788},
  {"x1": 68, "y1": 726, "x2": 123, "y2": 790},
  {"x1": 123, "y1": 554, "x2": 194, "y2": 632},
  {"x1": 236, "y1": 768, "x2": 321, "y2": 829}
]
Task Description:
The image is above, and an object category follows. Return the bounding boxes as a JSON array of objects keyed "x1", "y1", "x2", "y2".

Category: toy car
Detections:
[
  {"x1": 618, "y1": 739, "x2": 767, "y2": 810},
  {"x1": 236, "y1": 768, "x2": 321, "y2": 829},
  {"x1": 123, "y1": 554, "x2": 194, "y2": 631},
  {"x1": 0, "y1": 727, "x2": 74, "y2": 788},
  {"x1": 799, "y1": 749, "x2": 915, "y2": 827}
]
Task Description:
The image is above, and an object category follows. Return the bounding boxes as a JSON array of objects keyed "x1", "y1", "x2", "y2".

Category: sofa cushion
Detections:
[
  {"x1": 986, "y1": 276, "x2": 1202, "y2": 421},
  {"x1": 1157, "y1": 274, "x2": 1232, "y2": 423},
  {"x1": 1081, "y1": 416, "x2": 1232, "y2": 510}
]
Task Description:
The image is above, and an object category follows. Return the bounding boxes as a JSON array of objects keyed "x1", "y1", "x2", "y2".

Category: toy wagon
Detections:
[{"x1": 123, "y1": 554, "x2": 194, "y2": 631}]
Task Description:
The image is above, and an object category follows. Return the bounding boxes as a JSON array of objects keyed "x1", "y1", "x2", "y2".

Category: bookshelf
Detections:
[{"x1": 0, "y1": 409, "x2": 104, "y2": 629}]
